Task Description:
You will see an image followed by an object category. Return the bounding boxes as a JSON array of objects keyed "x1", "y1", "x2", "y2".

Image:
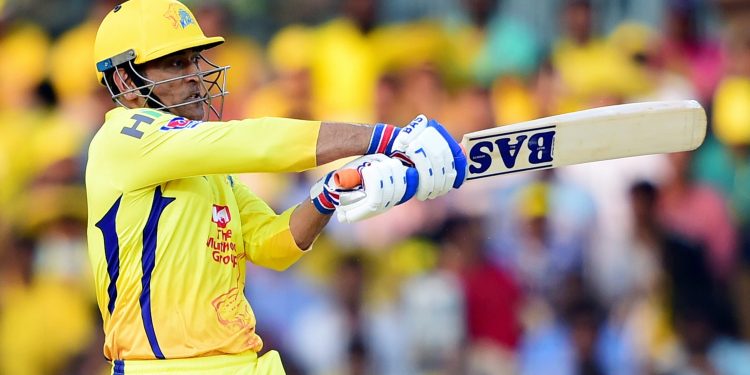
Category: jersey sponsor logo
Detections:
[
  {"x1": 164, "y1": 4, "x2": 195, "y2": 29},
  {"x1": 206, "y1": 227, "x2": 241, "y2": 267},
  {"x1": 211, "y1": 205, "x2": 231, "y2": 228},
  {"x1": 209, "y1": 205, "x2": 236, "y2": 266},
  {"x1": 160, "y1": 117, "x2": 203, "y2": 131}
]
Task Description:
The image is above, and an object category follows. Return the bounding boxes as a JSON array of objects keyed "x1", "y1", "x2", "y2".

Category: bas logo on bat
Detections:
[{"x1": 467, "y1": 125, "x2": 556, "y2": 179}]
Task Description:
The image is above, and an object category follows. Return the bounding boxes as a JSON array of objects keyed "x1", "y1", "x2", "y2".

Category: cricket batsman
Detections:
[{"x1": 86, "y1": 0, "x2": 466, "y2": 374}]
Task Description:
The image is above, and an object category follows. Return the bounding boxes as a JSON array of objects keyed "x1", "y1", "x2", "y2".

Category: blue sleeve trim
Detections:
[
  {"x1": 95, "y1": 196, "x2": 123, "y2": 315},
  {"x1": 140, "y1": 186, "x2": 175, "y2": 360}
]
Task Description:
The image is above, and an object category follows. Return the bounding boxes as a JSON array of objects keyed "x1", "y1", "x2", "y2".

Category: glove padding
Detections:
[
  {"x1": 368, "y1": 115, "x2": 467, "y2": 200},
  {"x1": 311, "y1": 154, "x2": 418, "y2": 223}
]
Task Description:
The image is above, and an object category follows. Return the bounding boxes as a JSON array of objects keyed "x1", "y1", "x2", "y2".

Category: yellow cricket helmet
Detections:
[
  {"x1": 94, "y1": 0, "x2": 230, "y2": 119},
  {"x1": 94, "y1": 0, "x2": 224, "y2": 83}
]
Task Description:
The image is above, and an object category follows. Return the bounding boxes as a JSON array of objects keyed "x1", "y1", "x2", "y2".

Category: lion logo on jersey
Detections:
[
  {"x1": 211, "y1": 287, "x2": 253, "y2": 329},
  {"x1": 211, "y1": 282, "x2": 261, "y2": 349}
]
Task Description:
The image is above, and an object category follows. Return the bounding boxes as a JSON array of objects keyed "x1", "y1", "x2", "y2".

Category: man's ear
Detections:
[{"x1": 113, "y1": 68, "x2": 138, "y2": 101}]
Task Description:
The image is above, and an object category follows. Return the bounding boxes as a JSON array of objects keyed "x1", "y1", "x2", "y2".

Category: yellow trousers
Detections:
[{"x1": 111, "y1": 351, "x2": 285, "y2": 375}]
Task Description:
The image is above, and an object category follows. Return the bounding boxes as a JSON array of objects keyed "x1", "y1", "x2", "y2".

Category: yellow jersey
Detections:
[{"x1": 86, "y1": 107, "x2": 320, "y2": 361}]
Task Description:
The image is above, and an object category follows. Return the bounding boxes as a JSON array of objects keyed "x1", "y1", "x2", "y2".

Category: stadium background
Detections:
[{"x1": 1, "y1": 0, "x2": 750, "y2": 374}]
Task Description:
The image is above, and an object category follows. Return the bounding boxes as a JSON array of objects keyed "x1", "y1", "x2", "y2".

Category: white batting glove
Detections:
[
  {"x1": 366, "y1": 115, "x2": 467, "y2": 200},
  {"x1": 310, "y1": 155, "x2": 418, "y2": 222}
]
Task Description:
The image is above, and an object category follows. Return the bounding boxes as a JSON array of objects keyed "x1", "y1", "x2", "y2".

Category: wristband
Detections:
[
  {"x1": 366, "y1": 123, "x2": 401, "y2": 155},
  {"x1": 310, "y1": 172, "x2": 339, "y2": 215}
]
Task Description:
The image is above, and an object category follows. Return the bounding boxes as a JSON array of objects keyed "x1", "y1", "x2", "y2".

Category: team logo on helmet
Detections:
[
  {"x1": 164, "y1": 4, "x2": 195, "y2": 29},
  {"x1": 160, "y1": 117, "x2": 203, "y2": 131}
]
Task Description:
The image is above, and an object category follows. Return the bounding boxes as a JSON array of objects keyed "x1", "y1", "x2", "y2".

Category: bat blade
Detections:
[{"x1": 461, "y1": 100, "x2": 706, "y2": 181}]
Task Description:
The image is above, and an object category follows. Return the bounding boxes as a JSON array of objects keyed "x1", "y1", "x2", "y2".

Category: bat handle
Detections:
[
  {"x1": 334, "y1": 169, "x2": 362, "y2": 189},
  {"x1": 335, "y1": 145, "x2": 468, "y2": 190}
]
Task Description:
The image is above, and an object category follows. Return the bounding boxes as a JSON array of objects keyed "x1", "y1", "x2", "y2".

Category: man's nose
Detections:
[{"x1": 184, "y1": 63, "x2": 201, "y2": 82}]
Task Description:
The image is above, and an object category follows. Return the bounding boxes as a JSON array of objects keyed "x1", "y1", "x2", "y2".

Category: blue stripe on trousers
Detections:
[{"x1": 113, "y1": 359, "x2": 125, "y2": 374}]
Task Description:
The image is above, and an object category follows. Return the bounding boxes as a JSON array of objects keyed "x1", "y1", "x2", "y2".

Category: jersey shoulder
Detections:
[
  {"x1": 99, "y1": 107, "x2": 177, "y2": 138},
  {"x1": 89, "y1": 108, "x2": 180, "y2": 155},
  {"x1": 87, "y1": 108, "x2": 175, "y2": 183}
]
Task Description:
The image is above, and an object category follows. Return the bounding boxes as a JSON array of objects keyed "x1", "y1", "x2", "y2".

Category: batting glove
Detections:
[
  {"x1": 310, "y1": 155, "x2": 419, "y2": 222},
  {"x1": 366, "y1": 115, "x2": 467, "y2": 200}
]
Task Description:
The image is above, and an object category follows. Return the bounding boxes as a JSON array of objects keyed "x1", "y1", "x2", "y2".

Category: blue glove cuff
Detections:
[
  {"x1": 427, "y1": 119, "x2": 467, "y2": 188},
  {"x1": 366, "y1": 123, "x2": 401, "y2": 155},
  {"x1": 310, "y1": 172, "x2": 338, "y2": 215}
]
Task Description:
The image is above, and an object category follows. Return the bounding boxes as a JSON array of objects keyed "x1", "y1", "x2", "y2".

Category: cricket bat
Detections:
[{"x1": 335, "y1": 100, "x2": 707, "y2": 188}]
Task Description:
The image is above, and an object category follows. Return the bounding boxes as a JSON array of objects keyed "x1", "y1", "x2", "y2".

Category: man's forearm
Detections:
[
  {"x1": 316, "y1": 122, "x2": 374, "y2": 165},
  {"x1": 289, "y1": 199, "x2": 332, "y2": 250},
  {"x1": 298, "y1": 120, "x2": 375, "y2": 249}
]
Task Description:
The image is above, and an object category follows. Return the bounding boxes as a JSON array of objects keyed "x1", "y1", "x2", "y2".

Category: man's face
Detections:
[
  {"x1": 141, "y1": 49, "x2": 207, "y2": 120},
  {"x1": 564, "y1": 3, "x2": 592, "y2": 43}
]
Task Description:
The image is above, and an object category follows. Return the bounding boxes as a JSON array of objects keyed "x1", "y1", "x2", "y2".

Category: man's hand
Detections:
[
  {"x1": 366, "y1": 115, "x2": 467, "y2": 200},
  {"x1": 310, "y1": 154, "x2": 418, "y2": 223}
]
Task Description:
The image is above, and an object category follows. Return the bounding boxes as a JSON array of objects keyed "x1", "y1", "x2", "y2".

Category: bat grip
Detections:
[{"x1": 334, "y1": 169, "x2": 362, "y2": 189}]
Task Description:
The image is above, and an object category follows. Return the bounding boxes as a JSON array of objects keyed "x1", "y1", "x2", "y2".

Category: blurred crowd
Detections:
[{"x1": 1, "y1": 0, "x2": 750, "y2": 374}]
